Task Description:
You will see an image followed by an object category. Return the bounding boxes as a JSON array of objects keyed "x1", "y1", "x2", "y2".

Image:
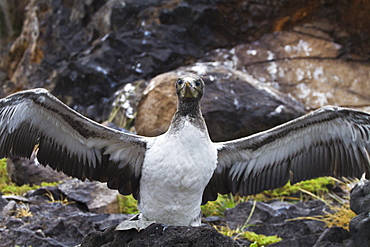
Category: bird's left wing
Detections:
[
  {"x1": 202, "y1": 106, "x2": 370, "y2": 203},
  {"x1": 0, "y1": 88, "x2": 151, "y2": 198}
]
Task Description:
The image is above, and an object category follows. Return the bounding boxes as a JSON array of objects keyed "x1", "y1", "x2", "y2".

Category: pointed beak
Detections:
[
  {"x1": 179, "y1": 81, "x2": 197, "y2": 98},
  {"x1": 182, "y1": 82, "x2": 194, "y2": 98}
]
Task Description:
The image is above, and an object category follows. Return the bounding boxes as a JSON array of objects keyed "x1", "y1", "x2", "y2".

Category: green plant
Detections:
[
  {"x1": 213, "y1": 225, "x2": 282, "y2": 246},
  {"x1": 117, "y1": 194, "x2": 139, "y2": 214},
  {"x1": 201, "y1": 194, "x2": 248, "y2": 216},
  {"x1": 243, "y1": 231, "x2": 282, "y2": 246},
  {"x1": 261, "y1": 177, "x2": 336, "y2": 199},
  {"x1": 288, "y1": 177, "x2": 358, "y2": 230},
  {"x1": 0, "y1": 158, "x2": 10, "y2": 185}
]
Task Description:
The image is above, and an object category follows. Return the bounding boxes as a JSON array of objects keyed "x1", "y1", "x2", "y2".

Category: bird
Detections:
[{"x1": 0, "y1": 73, "x2": 369, "y2": 228}]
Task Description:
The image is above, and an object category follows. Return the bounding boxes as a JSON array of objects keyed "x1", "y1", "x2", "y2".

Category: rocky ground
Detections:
[
  {"x1": 0, "y1": 175, "x2": 369, "y2": 246},
  {"x1": 0, "y1": 0, "x2": 370, "y2": 246}
]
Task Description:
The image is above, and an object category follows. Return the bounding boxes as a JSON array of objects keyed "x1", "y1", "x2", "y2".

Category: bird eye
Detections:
[
  {"x1": 195, "y1": 80, "x2": 201, "y2": 86},
  {"x1": 177, "y1": 79, "x2": 183, "y2": 85}
]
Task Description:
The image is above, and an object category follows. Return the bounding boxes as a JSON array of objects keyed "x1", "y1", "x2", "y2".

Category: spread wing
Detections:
[
  {"x1": 203, "y1": 106, "x2": 370, "y2": 203},
  {"x1": 0, "y1": 88, "x2": 151, "y2": 199}
]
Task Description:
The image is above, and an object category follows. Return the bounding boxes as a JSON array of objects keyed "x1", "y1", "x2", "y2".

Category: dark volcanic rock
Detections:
[
  {"x1": 26, "y1": 186, "x2": 67, "y2": 205},
  {"x1": 6, "y1": 157, "x2": 68, "y2": 186},
  {"x1": 1, "y1": 0, "x2": 292, "y2": 121},
  {"x1": 0, "y1": 228, "x2": 65, "y2": 247},
  {"x1": 0, "y1": 185, "x2": 132, "y2": 247},
  {"x1": 5, "y1": 0, "x2": 368, "y2": 122},
  {"x1": 0, "y1": 198, "x2": 132, "y2": 247},
  {"x1": 0, "y1": 194, "x2": 7, "y2": 210},
  {"x1": 350, "y1": 179, "x2": 370, "y2": 215},
  {"x1": 349, "y1": 212, "x2": 370, "y2": 247},
  {"x1": 349, "y1": 180, "x2": 370, "y2": 246},
  {"x1": 313, "y1": 227, "x2": 354, "y2": 247},
  {"x1": 1, "y1": 199, "x2": 16, "y2": 217},
  {"x1": 225, "y1": 200, "x2": 327, "y2": 246},
  {"x1": 268, "y1": 234, "x2": 321, "y2": 247},
  {"x1": 81, "y1": 224, "x2": 239, "y2": 247}
]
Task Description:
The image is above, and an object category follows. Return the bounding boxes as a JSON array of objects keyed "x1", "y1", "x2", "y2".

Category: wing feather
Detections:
[
  {"x1": 0, "y1": 88, "x2": 150, "y2": 199},
  {"x1": 203, "y1": 106, "x2": 370, "y2": 203}
]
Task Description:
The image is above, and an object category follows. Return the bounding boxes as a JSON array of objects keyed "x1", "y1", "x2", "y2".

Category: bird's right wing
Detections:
[
  {"x1": 0, "y1": 88, "x2": 152, "y2": 198},
  {"x1": 202, "y1": 106, "x2": 370, "y2": 203}
]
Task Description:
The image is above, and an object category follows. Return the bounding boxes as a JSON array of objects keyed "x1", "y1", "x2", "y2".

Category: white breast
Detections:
[{"x1": 139, "y1": 120, "x2": 217, "y2": 226}]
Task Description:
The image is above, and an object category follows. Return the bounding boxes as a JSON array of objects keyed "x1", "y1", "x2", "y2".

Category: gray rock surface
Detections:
[
  {"x1": 0, "y1": 190, "x2": 132, "y2": 247},
  {"x1": 58, "y1": 179, "x2": 120, "y2": 214}
]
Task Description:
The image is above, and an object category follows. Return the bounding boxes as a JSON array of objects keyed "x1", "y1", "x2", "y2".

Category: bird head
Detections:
[{"x1": 175, "y1": 74, "x2": 204, "y2": 101}]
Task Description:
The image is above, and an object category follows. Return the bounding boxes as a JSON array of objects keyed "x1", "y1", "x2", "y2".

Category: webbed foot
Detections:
[{"x1": 115, "y1": 214, "x2": 156, "y2": 231}]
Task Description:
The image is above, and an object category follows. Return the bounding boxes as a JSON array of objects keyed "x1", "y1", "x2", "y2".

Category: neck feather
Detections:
[
  {"x1": 177, "y1": 98, "x2": 201, "y2": 118},
  {"x1": 168, "y1": 98, "x2": 206, "y2": 134}
]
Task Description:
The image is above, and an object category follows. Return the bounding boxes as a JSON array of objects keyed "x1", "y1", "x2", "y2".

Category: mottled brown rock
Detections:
[
  {"x1": 135, "y1": 73, "x2": 179, "y2": 137},
  {"x1": 204, "y1": 31, "x2": 370, "y2": 111}
]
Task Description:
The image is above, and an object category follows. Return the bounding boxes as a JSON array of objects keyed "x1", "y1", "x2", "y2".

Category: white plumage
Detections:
[{"x1": 140, "y1": 118, "x2": 217, "y2": 226}]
